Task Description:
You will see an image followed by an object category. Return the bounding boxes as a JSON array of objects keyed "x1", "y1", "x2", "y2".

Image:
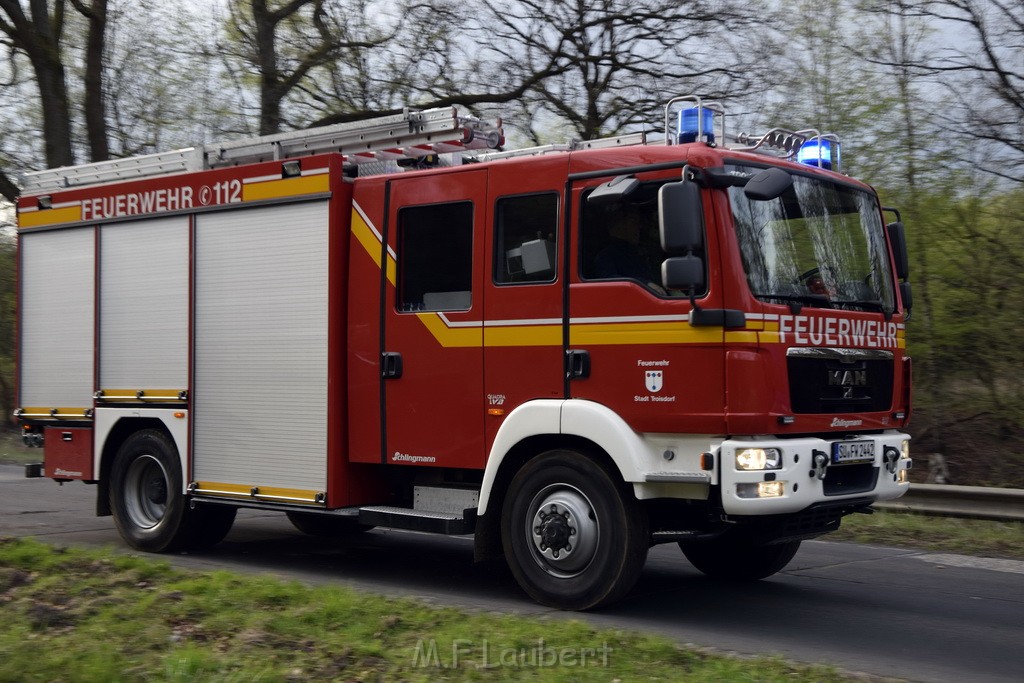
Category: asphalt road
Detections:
[{"x1": 2, "y1": 464, "x2": 1021, "y2": 682}]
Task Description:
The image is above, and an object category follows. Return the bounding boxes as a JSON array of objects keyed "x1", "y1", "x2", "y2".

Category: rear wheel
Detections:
[
  {"x1": 501, "y1": 449, "x2": 648, "y2": 610},
  {"x1": 680, "y1": 536, "x2": 801, "y2": 581},
  {"x1": 109, "y1": 429, "x2": 192, "y2": 552}
]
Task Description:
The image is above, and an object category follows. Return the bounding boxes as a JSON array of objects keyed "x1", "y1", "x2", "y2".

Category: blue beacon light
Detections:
[
  {"x1": 797, "y1": 139, "x2": 839, "y2": 170},
  {"x1": 678, "y1": 107, "x2": 715, "y2": 144}
]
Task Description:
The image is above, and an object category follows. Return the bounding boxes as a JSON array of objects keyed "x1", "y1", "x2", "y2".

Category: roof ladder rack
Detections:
[{"x1": 21, "y1": 107, "x2": 505, "y2": 194}]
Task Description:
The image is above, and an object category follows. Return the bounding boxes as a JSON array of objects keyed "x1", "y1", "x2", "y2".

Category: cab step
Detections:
[{"x1": 358, "y1": 505, "x2": 476, "y2": 535}]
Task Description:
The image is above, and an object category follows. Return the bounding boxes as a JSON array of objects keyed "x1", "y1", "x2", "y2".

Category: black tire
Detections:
[
  {"x1": 286, "y1": 511, "x2": 374, "y2": 537},
  {"x1": 680, "y1": 537, "x2": 801, "y2": 581},
  {"x1": 188, "y1": 505, "x2": 238, "y2": 549},
  {"x1": 109, "y1": 429, "x2": 193, "y2": 552},
  {"x1": 500, "y1": 449, "x2": 648, "y2": 610}
]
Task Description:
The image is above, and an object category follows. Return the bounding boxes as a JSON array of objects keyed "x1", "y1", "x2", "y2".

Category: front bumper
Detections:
[{"x1": 718, "y1": 431, "x2": 911, "y2": 515}]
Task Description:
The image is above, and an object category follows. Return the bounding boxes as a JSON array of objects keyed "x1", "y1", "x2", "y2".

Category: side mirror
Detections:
[
  {"x1": 900, "y1": 281, "x2": 913, "y2": 319},
  {"x1": 658, "y1": 181, "x2": 704, "y2": 253},
  {"x1": 662, "y1": 255, "x2": 705, "y2": 291},
  {"x1": 743, "y1": 167, "x2": 792, "y2": 201},
  {"x1": 587, "y1": 175, "x2": 639, "y2": 205},
  {"x1": 887, "y1": 221, "x2": 909, "y2": 280}
]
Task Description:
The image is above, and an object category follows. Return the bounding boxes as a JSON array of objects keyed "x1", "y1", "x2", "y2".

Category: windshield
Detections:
[{"x1": 728, "y1": 165, "x2": 896, "y2": 312}]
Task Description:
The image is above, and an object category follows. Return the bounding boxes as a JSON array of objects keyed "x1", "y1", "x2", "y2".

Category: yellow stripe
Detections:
[
  {"x1": 416, "y1": 313, "x2": 482, "y2": 347},
  {"x1": 242, "y1": 174, "x2": 330, "y2": 202},
  {"x1": 193, "y1": 481, "x2": 322, "y2": 505},
  {"x1": 725, "y1": 331, "x2": 759, "y2": 344},
  {"x1": 351, "y1": 209, "x2": 396, "y2": 285},
  {"x1": 19, "y1": 206, "x2": 83, "y2": 229},
  {"x1": 571, "y1": 321, "x2": 721, "y2": 346},
  {"x1": 97, "y1": 389, "x2": 185, "y2": 401},
  {"x1": 17, "y1": 407, "x2": 91, "y2": 419}
]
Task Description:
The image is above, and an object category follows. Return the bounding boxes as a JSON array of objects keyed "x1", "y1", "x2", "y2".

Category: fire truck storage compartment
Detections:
[
  {"x1": 100, "y1": 217, "x2": 189, "y2": 390},
  {"x1": 43, "y1": 427, "x2": 94, "y2": 480},
  {"x1": 19, "y1": 227, "x2": 95, "y2": 412},
  {"x1": 192, "y1": 201, "x2": 329, "y2": 493}
]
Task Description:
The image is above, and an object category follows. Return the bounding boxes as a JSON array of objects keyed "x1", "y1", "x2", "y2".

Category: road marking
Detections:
[{"x1": 915, "y1": 553, "x2": 1024, "y2": 575}]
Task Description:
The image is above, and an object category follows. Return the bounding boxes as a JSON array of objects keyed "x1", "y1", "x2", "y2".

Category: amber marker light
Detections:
[
  {"x1": 487, "y1": 408, "x2": 505, "y2": 417},
  {"x1": 174, "y1": 412, "x2": 186, "y2": 419}
]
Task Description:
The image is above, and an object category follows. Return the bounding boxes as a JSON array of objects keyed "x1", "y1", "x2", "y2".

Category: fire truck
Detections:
[{"x1": 15, "y1": 96, "x2": 913, "y2": 610}]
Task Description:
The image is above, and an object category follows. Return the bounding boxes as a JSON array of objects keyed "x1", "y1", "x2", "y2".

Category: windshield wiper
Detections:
[
  {"x1": 835, "y1": 299, "x2": 886, "y2": 312},
  {"x1": 752, "y1": 293, "x2": 832, "y2": 314}
]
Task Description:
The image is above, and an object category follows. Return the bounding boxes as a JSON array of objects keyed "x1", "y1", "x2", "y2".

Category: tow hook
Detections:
[
  {"x1": 811, "y1": 449, "x2": 829, "y2": 480},
  {"x1": 883, "y1": 446, "x2": 900, "y2": 474}
]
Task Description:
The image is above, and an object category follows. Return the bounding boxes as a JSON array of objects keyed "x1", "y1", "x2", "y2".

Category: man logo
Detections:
[{"x1": 645, "y1": 370, "x2": 663, "y2": 393}]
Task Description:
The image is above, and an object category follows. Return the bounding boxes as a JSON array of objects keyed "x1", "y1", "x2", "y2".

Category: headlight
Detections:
[
  {"x1": 901, "y1": 440, "x2": 910, "y2": 460},
  {"x1": 735, "y1": 448, "x2": 782, "y2": 471}
]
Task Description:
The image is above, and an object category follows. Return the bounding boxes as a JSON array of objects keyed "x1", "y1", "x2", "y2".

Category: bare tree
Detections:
[
  {"x1": 919, "y1": 0, "x2": 1024, "y2": 183},
  {"x1": 300, "y1": 0, "x2": 770, "y2": 143},
  {"x1": 0, "y1": 0, "x2": 76, "y2": 171},
  {"x1": 71, "y1": 0, "x2": 109, "y2": 162},
  {"x1": 485, "y1": 0, "x2": 765, "y2": 141},
  {"x1": 224, "y1": 0, "x2": 393, "y2": 135}
]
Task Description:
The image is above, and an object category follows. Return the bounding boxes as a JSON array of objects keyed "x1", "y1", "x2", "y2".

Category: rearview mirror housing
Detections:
[
  {"x1": 887, "y1": 221, "x2": 909, "y2": 280},
  {"x1": 587, "y1": 175, "x2": 640, "y2": 205},
  {"x1": 743, "y1": 167, "x2": 793, "y2": 201},
  {"x1": 662, "y1": 255, "x2": 705, "y2": 291},
  {"x1": 659, "y1": 181, "x2": 704, "y2": 253}
]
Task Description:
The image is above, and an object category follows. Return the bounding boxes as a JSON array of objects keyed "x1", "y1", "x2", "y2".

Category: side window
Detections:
[
  {"x1": 580, "y1": 185, "x2": 667, "y2": 293},
  {"x1": 494, "y1": 193, "x2": 559, "y2": 284},
  {"x1": 397, "y1": 201, "x2": 473, "y2": 311}
]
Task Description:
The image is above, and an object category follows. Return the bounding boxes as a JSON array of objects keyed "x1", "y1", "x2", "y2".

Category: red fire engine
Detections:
[{"x1": 15, "y1": 96, "x2": 913, "y2": 609}]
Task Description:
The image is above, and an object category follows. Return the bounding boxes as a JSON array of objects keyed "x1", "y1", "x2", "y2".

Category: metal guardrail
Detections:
[{"x1": 874, "y1": 484, "x2": 1024, "y2": 522}]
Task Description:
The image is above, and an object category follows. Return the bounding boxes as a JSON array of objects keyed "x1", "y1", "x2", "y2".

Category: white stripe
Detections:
[
  {"x1": 19, "y1": 200, "x2": 82, "y2": 214},
  {"x1": 241, "y1": 168, "x2": 329, "y2": 183},
  {"x1": 569, "y1": 314, "x2": 689, "y2": 325},
  {"x1": 242, "y1": 173, "x2": 282, "y2": 184},
  {"x1": 352, "y1": 200, "x2": 396, "y2": 260},
  {"x1": 438, "y1": 312, "x2": 483, "y2": 328}
]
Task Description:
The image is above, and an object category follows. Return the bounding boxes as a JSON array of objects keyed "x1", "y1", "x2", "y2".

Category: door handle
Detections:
[
  {"x1": 382, "y1": 352, "x2": 403, "y2": 379},
  {"x1": 566, "y1": 349, "x2": 590, "y2": 380}
]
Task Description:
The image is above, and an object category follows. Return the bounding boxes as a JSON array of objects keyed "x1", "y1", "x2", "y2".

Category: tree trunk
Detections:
[{"x1": 77, "y1": 0, "x2": 109, "y2": 162}]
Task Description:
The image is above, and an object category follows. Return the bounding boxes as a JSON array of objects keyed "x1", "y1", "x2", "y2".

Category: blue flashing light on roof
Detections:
[
  {"x1": 797, "y1": 138, "x2": 839, "y2": 170},
  {"x1": 678, "y1": 107, "x2": 715, "y2": 144}
]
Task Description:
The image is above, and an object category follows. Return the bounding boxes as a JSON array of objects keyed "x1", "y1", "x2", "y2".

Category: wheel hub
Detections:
[
  {"x1": 528, "y1": 485, "x2": 599, "y2": 577},
  {"x1": 145, "y1": 476, "x2": 167, "y2": 505},
  {"x1": 536, "y1": 505, "x2": 575, "y2": 554}
]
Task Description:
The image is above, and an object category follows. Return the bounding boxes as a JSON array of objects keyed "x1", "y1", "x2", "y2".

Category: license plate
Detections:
[{"x1": 832, "y1": 440, "x2": 875, "y2": 464}]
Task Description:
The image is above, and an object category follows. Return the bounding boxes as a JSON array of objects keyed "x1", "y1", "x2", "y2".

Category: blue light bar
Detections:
[
  {"x1": 678, "y1": 107, "x2": 715, "y2": 144},
  {"x1": 797, "y1": 139, "x2": 839, "y2": 170}
]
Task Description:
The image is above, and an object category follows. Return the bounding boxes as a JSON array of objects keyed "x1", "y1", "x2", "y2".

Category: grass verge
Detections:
[
  {"x1": 829, "y1": 510, "x2": 1023, "y2": 559},
  {"x1": 0, "y1": 537, "x2": 852, "y2": 683}
]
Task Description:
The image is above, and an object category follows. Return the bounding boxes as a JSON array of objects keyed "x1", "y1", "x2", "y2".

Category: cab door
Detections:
[
  {"x1": 567, "y1": 174, "x2": 727, "y2": 435},
  {"x1": 381, "y1": 169, "x2": 487, "y2": 469},
  {"x1": 482, "y1": 158, "x2": 568, "y2": 452}
]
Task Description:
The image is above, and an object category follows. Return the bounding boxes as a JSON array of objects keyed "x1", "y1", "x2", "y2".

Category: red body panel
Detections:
[{"x1": 43, "y1": 427, "x2": 94, "y2": 480}]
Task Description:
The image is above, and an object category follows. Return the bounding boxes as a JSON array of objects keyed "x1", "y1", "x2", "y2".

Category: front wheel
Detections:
[
  {"x1": 501, "y1": 449, "x2": 648, "y2": 610},
  {"x1": 109, "y1": 429, "x2": 192, "y2": 552},
  {"x1": 680, "y1": 536, "x2": 801, "y2": 581}
]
